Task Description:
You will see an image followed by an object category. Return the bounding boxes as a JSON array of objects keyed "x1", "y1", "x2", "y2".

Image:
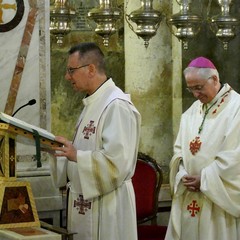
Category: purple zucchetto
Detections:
[{"x1": 188, "y1": 56, "x2": 216, "y2": 69}]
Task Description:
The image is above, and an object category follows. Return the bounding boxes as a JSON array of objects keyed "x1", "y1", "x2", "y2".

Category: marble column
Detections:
[
  {"x1": 124, "y1": 0, "x2": 182, "y2": 174},
  {"x1": 124, "y1": 0, "x2": 182, "y2": 225}
]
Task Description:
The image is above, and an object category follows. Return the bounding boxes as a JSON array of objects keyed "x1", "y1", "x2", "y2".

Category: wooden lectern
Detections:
[{"x1": 0, "y1": 112, "x2": 61, "y2": 229}]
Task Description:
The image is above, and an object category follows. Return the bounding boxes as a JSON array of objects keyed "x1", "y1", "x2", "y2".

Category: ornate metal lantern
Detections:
[
  {"x1": 50, "y1": 0, "x2": 75, "y2": 46},
  {"x1": 211, "y1": 0, "x2": 239, "y2": 50},
  {"x1": 88, "y1": 0, "x2": 121, "y2": 47},
  {"x1": 169, "y1": 0, "x2": 202, "y2": 50},
  {"x1": 127, "y1": 0, "x2": 162, "y2": 48}
]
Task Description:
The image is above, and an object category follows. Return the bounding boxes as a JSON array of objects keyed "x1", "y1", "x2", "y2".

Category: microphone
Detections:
[{"x1": 12, "y1": 99, "x2": 37, "y2": 117}]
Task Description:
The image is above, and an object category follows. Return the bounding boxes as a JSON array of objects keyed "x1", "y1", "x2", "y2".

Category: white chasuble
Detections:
[
  {"x1": 165, "y1": 84, "x2": 240, "y2": 240},
  {"x1": 51, "y1": 79, "x2": 141, "y2": 240}
]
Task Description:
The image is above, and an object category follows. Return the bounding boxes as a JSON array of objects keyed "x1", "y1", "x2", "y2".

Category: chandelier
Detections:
[
  {"x1": 87, "y1": 0, "x2": 121, "y2": 47},
  {"x1": 169, "y1": 0, "x2": 201, "y2": 50},
  {"x1": 211, "y1": 0, "x2": 239, "y2": 50},
  {"x1": 50, "y1": 0, "x2": 76, "y2": 46},
  {"x1": 126, "y1": 0, "x2": 162, "y2": 48},
  {"x1": 169, "y1": 0, "x2": 239, "y2": 50}
]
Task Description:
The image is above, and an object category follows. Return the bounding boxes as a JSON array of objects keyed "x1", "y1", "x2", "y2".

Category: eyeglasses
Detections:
[
  {"x1": 186, "y1": 77, "x2": 212, "y2": 93},
  {"x1": 66, "y1": 64, "x2": 90, "y2": 75}
]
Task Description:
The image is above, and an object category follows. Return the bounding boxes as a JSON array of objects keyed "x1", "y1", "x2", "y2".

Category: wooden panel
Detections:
[{"x1": 0, "y1": 181, "x2": 40, "y2": 229}]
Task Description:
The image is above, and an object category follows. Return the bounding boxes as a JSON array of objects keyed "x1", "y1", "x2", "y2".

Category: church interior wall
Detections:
[
  {"x1": 50, "y1": 0, "x2": 240, "y2": 202},
  {"x1": 50, "y1": 0, "x2": 240, "y2": 184},
  {"x1": 1, "y1": 0, "x2": 240, "y2": 230},
  {"x1": 50, "y1": 0, "x2": 177, "y2": 184}
]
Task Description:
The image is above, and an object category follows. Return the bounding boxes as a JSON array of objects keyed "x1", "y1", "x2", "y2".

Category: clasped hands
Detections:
[
  {"x1": 182, "y1": 175, "x2": 201, "y2": 192},
  {"x1": 52, "y1": 136, "x2": 77, "y2": 162}
]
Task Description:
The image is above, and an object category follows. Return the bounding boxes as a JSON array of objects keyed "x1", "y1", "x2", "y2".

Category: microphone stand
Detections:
[{"x1": 12, "y1": 99, "x2": 36, "y2": 117}]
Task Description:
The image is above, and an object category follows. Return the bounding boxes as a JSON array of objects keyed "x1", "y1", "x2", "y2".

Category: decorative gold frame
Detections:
[
  {"x1": 0, "y1": 127, "x2": 16, "y2": 180},
  {"x1": 0, "y1": 181, "x2": 40, "y2": 229}
]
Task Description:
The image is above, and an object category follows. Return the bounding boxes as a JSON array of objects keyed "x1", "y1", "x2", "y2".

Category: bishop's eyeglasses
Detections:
[
  {"x1": 186, "y1": 77, "x2": 212, "y2": 93},
  {"x1": 66, "y1": 64, "x2": 90, "y2": 75}
]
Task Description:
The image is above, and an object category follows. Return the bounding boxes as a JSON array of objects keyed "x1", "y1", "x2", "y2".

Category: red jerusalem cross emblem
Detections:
[
  {"x1": 82, "y1": 120, "x2": 96, "y2": 139},
  {"x1": 189, "y1": 136, "x2": 202, "y2": 155},
  {"x1": 73, "y1": 195, "x2": 91, "y2": 215},
  {"x1": 187, "y1": 200, "x2": 200, "y2": 217}
]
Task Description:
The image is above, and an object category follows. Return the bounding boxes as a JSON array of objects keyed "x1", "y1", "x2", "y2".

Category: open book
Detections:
[{"x1": 0, "y1": 112, "x2": 60, "y2": 147}]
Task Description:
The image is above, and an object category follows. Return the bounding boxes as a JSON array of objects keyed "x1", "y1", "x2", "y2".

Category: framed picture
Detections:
[{"x1": 0, "y1": 181, "x2": 40, "y2": 228}]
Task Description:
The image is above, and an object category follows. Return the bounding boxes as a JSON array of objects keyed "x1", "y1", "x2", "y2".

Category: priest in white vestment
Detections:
[
  {"x1": 50, "y1": 42, "x2": 141, "y2": 240},
  {"x1": 165, "y1": 57, "x2": 240, "y2": 240}
]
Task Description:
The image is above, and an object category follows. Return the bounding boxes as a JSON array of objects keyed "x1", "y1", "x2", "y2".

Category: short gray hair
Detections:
[{"x1": 183, "y1": 67, "x2": 219, "y2": 80}]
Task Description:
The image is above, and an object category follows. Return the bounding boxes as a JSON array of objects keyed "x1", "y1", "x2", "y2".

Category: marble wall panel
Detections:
[{"x1": 124, "y1": 0, "x2": 174, "y2": 182}]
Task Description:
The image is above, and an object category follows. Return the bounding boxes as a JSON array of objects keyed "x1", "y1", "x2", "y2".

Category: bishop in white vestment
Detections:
[{"x1": 165, "y1": 57, "x2": 240, "y2": 240}]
